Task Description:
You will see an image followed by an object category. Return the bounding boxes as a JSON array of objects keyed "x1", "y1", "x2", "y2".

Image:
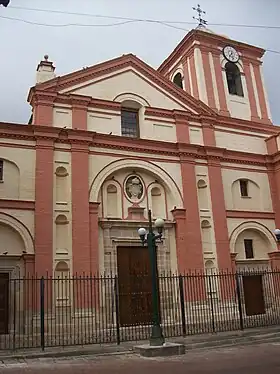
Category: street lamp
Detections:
[
  {"x1": 137, "y1": 209, "x2": 165, "y2": 346},
  {"x1": 274, "y1": 229, "x2": 280, "y2": 242}
]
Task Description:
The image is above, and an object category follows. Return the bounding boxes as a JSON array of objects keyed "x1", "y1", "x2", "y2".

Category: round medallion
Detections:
[
  {"x1": 223, "y1": 45, "x2": 239, "y2": 63},
  {"x1": 125, "y1": 175, "x2": 144, "y2": 202}
]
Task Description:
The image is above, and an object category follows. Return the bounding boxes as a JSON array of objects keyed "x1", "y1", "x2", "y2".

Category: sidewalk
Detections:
[{"x1": 0, "y1": 325, "x2": 280, "y2": 361}]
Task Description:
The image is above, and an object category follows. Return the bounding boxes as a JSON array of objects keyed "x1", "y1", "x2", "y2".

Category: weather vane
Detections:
[{"x1": 192, "y1": 4, "x2": 207, "y2": 27}]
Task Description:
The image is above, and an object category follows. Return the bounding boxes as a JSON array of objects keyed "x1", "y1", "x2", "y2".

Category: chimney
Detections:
[{"x1": 36, "y1": 55, "x2": 56, "y2": 84}]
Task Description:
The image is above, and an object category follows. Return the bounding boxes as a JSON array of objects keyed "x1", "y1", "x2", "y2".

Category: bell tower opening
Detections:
[{"x1": 225, "y1": 62, "x2": 244, "y2": 97}]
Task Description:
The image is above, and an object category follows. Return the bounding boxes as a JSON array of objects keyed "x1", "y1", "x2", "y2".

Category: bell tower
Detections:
[{"x1": 158, "y1": 5, "x2": 272, "y2": 124}]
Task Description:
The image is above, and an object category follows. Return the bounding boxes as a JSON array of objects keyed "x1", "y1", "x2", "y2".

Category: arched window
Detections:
[
  {"x1": 225, "y1": 62, "x2": 243, "y2": 97},
  {"x1": 173, "y1": 72, "x2": 183, "y2": 89},
  {"x1": 121, "y1": 100, "x2": 141, "y2": 138}
]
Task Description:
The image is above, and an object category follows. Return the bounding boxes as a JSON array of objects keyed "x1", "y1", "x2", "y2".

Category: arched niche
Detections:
[
  {"x1": 55, "y1": 214, "x2": 69, "y2": 225},
  {"x1": 201, "y1": 219, "x2": 211, "y2": 229},
  {"x1": 0, "y1": 212, "x2": 34, "y2": 254},
  {"x1": 55, "y1": 260, "x2": 69, "y2": 273},
  {"x1": 231, "y1": 178, "x2": 261, "y2": 210},
  {"x1": 205, "y1": 259, "x2": 215, "y2": 272},
  {"x1": 201, "y1": 219, "x2": 213, "y2": 253},
  {"x1": 55, "y1": 166, "x2": 69, "y2": 203},
  {"x1": 229, "y1": 221, "x2": 277, "y2": 259},
  {"x1": 102, "y1": 180, "x2": 122, "y2": 219},
  {"x1": 205, "y1": 259, "x2": 218, "y2": 296},
  {"x1": 0, "y1": 222, "x2": 25, "y2": 256},
  {"x1": 55, "y1": 214, "x2": 69, "y2": 254},
  {"x1": 197, "y1": 178, "x2": 209, "y2": 209},
  {"x1": 0, "y1": 158, "x2": 20, "y2": 199},
  {"x1": 90, "y1": 158, "x2": 183, "y2": 211},
  {"x1": 148, "y1": 183, "x2": 166, "y2": 219},
  {"x1": 55, "y1": 166, "x2": 68, "y2": 177},
  {"x1": 54, "y1": 261, "x2": 70, "y2": 306}
]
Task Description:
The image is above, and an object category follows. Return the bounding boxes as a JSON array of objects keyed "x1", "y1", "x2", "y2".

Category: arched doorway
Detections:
[{"x1": 0, "y1": 214, "x2": 34, "y2": 334}]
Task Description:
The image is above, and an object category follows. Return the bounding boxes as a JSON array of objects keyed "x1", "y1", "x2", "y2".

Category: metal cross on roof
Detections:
[{"x1": 192, "y1": 4, "x2": 207, "y2": 27}]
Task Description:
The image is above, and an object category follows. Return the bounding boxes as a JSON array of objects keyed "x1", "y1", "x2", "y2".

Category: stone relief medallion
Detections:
[{"x1": 125, "y1": 175, "x2": 144, "y2": 202}]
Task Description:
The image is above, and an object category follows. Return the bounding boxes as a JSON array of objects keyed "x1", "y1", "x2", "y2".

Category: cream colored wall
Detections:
[
  {"x1": 189, "y1": 125, "x2": 203, "y2": 145},
  {"x1": 53, "y1": 149, "x2": 72, "y2": 274},
  {"x1": 144, "y1": 122, "x2": 177, "y2": 143},
  {"x1": 87, "y1": 110, "x2": 121, "y2": 135},
  {"x1": 227, "y1": 218, "x2": 276, "y2": 240},
  {"x1": 0, "y1": 209, "x2": 34, "y2": 254},
  {"x1": 53, "y1": 106, "x2": 72, "y2": 129},
  {"x1": 89, "y1": 152, "x2": 184, "y2": 210},
  {"x1": 88, "y1": 107, "x2": 178, "y2": 142},
  {"x1": 66, "y1": 69, "x2": 189, "y2": 111},
  {"x1": 215, "y1": 130, "x2": 267, "y2": 153},
  {"x1": 0, "y1": 144, "x2": 36, "y2": 200},
  {"x1": 99, "y1": 169, "x2": 169, "y2": 220},
  {"x1": 0, "y1": 223, "x2": 24, "y2": 255},
  {"x1": 222, "y1": 168, "x2": 273, "y2": 211}
]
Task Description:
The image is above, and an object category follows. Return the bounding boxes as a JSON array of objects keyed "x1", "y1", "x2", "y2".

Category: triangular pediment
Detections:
[{"x1": 31, "y1": 54, "x2": 215, "y2": 116}]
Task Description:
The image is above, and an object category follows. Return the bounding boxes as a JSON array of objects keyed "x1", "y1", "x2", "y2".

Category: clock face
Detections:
[{"x1": 223, "y1": 46, "x2": 239, "y2": 63}]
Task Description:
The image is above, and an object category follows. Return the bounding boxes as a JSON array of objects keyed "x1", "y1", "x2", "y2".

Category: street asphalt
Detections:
[{"x1": 0, "y1": 342, "x2": 280, "y2": 373}]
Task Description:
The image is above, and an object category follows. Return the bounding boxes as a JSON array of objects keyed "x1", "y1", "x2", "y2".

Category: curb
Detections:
[
  {"x1": 1, "y1": 327, "x2": 280, "y2": 361},
  {"x1": 0, "y1": 347, "x2": 134, "y2": 362}
]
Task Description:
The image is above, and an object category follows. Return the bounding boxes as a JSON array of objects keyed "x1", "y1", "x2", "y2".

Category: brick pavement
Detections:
[{"x1": 0, "y1": 342, "x2": 280, "y2": 373}]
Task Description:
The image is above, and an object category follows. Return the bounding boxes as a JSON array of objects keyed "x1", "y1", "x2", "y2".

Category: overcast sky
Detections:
[{"x1": 0, "y1": 0, "x2": 279, "y2": 124}]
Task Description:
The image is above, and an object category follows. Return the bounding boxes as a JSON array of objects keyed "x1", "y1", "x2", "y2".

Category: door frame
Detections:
[
  {"x1": 116, "y1": 245, "x2": 153, "y2": 326},
  {"x1": 0, "y1": 272, "x2": 10, "y2": 334}
]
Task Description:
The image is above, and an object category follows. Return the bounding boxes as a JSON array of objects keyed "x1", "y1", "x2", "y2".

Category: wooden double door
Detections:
[
  {"x1": 0, "y1": 273, "x2": 9, "y2": 334},
  {"x1": 117, "y1": 246, "x2": 154, "y2": 326}
]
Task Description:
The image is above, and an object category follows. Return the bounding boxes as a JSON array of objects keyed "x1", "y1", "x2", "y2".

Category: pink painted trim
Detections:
[
  {"x1": 202, "y1": 123, "x2": 216, "y2": 147},
  {"x1": 71, "y1": 145, "x2": 91, "y2": 274},
  {"x1": 182, "y1": 59, "x2": 191, "y2": 94},
  {"x1": 266, "y1": 136, "x2": 278, "y2": 155},
  {"x1": 253, "y1": 64, "x2": 270, "y2": 122},
  {"x1": 0, "y1": 199, "x2": 35, "y2": 210},
  {"x1": 34, "y1": 138, "x2": 54, "y2": 276},
  {"x1": 226, "y1": 210, "x2": 274, "y2": 219},
  {"x1": 189, "y1": 55, "x2": 199, "y2": 99},
  {"x1": 72, "y1": 106, "x2": 87, "y2": 130},
  {"x1": 212, "y1": 54, "x2": 230, "y2": 116},
  {"x1": 208, "y1": 160, "x2": 232, "y2": 270},
  {"x1": 201, "y1": 51, "x2": 216, "y2": 110},
  {"x1": 243, "y1": 61, "x2": 259, "y2": 121}
]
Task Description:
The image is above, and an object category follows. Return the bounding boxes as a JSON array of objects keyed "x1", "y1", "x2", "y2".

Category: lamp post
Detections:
[
  {"x1": 273, "y1": 229, "x2": 280, "y2": 242},
  {"x1": 137, "y1": 209, "x2": 165, "y2": 346}
]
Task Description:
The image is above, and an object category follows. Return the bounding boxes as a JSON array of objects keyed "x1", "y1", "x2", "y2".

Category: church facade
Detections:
[{"x1": 1, "y1": 26, "x2": 280, "y2": 290}]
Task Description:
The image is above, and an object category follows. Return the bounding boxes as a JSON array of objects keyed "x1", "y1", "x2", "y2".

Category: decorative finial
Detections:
[
  {"x1": 44, "y1": 54, "x2": 49, "y2": 61},
  {"x1": 192, "y1": 4, "x2": 207, "y2": 27}
]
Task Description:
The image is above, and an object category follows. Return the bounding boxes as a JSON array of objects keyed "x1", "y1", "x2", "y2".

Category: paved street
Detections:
[{"x1": 0, "y1": 343, "x2": 280, "y2": 373}]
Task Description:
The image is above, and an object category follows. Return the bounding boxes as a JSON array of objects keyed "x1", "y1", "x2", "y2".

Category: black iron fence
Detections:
[{"x1": 1, "y1": 269, "x2": 280, "y2": 351}]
